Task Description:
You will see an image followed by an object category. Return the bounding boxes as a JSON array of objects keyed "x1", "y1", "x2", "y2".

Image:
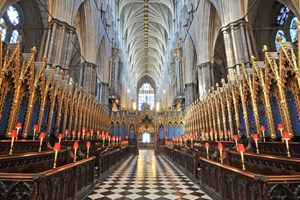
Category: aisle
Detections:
[{"x1": 86, "y1": 150, "x2": 212, "y2": 200}]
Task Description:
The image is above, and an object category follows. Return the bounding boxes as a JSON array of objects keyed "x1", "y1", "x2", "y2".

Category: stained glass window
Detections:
[
  {"x1": 275, "y1": 30, "x2": 286, "y2": 51},
  {"x1": 0, "y1": 18, "x2": 6, "y2": 41},
  {"x1": 277, "y1": 6, "x2": 289, "y2": 26},
  {"x1": 290, "y1": 17, "x2": 298, "y2": 43},
  {"x1": 138, "y1": 82, "x2": 155, "y2": 110},
  {"x1": 7, "y1": 6, "x2": 20, "y2": 25},
  {"x1": 0, "y1": 5, "x2": 22, "y2": 43}
]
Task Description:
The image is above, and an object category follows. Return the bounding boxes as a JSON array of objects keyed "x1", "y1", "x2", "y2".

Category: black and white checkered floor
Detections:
[{"x1": 85, "y1": 150, "x2": 212, "y2": 200}]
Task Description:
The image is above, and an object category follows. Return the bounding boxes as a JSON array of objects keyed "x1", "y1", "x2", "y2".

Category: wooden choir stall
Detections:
[
  {"x1": 0, "y1": 37, "x2": 130, "y2": 200},
  {"x1": 159, "y1": 26, "x2": 300, "y2": 200}
]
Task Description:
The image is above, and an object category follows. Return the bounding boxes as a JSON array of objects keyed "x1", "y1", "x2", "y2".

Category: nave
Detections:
[{"x1": 86, "y1": 150, "x2": 212, "y2": 200}]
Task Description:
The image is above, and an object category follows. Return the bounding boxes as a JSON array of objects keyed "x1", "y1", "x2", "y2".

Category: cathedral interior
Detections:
[{"x1": 0, "y1": 0, "x2": 299, "y2": 199}]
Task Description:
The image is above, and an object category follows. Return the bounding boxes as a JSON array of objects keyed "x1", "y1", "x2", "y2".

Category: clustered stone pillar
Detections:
[
  {"x1": 101, "y1": 82, "x2": 110, "y2": 108},
  {"x1": 40, "y1": 18, "x2": 76, "y2": 68},
  {"x1": 185, "y1": 82, "x2": 197, "y2": 107},
  {"x1": 81, "y1": 62, "x2": 97, "y2": 96},
  {"x1": 221, "y1": 19, "x2": 257, "y2": 80},
  {"x1": 197, "y1": 62, "x2": 214, "y2": 98}
]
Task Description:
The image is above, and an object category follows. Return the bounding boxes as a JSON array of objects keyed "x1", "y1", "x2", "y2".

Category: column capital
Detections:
[
  {"x1": 220, "y1": 18, "x2": 249, "y2": 33},
  {"x1": 81, "y1": 62, "x2": 97, "y2": 69},
  {"x1": 197, "y1": 62, "x2": 214, "y2": 69},
  {"x1": 48, "y1": 18, "x2": 76, "y2": 34}
]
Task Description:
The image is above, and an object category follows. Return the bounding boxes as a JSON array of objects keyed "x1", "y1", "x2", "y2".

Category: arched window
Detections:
[
  {"x1": 290, "y1": 17, "x2": 298, "y2": 43},
  {"x1": 138, "y1": 82, "x2": 155, "y2": 110},
  {"x1": 274, "y1": 5, "x2": 298, "y2": 52},
  {"x1": 0, "y1": 5, "x2": 24, "y2": 43},
  {"x1": 276, "y1": 6, "x2": 289, "y2": 25}
]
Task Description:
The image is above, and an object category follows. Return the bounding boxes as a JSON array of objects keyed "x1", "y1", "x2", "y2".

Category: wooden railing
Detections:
[{"x1": 0, "y1": 157, "x2": 95, "y2": 200}]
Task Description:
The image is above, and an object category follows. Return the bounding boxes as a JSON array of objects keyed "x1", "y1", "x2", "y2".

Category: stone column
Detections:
[
  {"x1": 221, "y1": 19, "x2": 257, "y2": 79},
  {"x1": 197, "y1": 62, "x2": 213, "y2": 97},
  {"x1": 185, "y1": 82, "x2": 197, "y2": 107},
  {"x1": 81, "y1": 62, "x2": 97, "y2": 96},
  {"x1": 39, "y1": 18, "x2": 76, "y2": 68},
  {"x1": 101, "y1": 82, "x2": 110, "y2": 108}
]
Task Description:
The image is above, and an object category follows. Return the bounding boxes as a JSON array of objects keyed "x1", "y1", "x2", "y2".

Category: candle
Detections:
[
  {"x1": 282, "y1": 132, "x2": 291, "y2": 157},
  {"x1": 260, "y1": 126, "x2": 266, "y2": 142},
  {"x1": 278, "y1": 124, "x2": 284, "y2": 141},
  {"x1": 39, "y1": 132, "x2": 45, "y2": 152},
  {"x1": 96, "y1": 130, "x2": 100, "y2": 139},
  {"x1": 86, "y1": 141, "x2": 91, "y2": 158},
  {"x1": 72, "y1": 130, "x2": 75, "y2": 140},
  {"x1": 82, "y1": 128, "x2": 86, "y2": 140},
  {"x1": 253, "y1": 134, "x2": 259, "y2": 154},
  {"x1": 219, "y1": 131, "x2": 224, "y2": 141},
  {"x1": 9, "y1": 130, "x2": 17, "y2": 155},
  {"x1": 201, "y1": 130, "x2": 205, "y2": 141},
  {"x1": 238, "y1": 144, "x2": 246, "y2": 170},
  {"x1": 205, "y1": 142, "x2": 210, "y2": 159},
  {"x1": 65, "y1": 129, "x2": 69, "y2": 140},
  {"x1": 33, "y1": 125, "x2": 38, "y2": 141},
  {"x1": 210, "y1": 128, "x2": 213, "y2": 141},
  {"x1": 53, "y1": 143, "x2": 61, "y2": 169},
  {"x1": 77, "y1": 131, "x2": 81, "y2": 141},
  {"x1": 227, "y1": 130, "x2": 231, "y2": 140},
  {"x1": 15, "y1": 122, "x2": 22, "y2": 140},
  {"x1": 58, "y1": 133, "x2": 63, "y2": 144},
  {"x1": 102, "y1": 132, "x2": 105, "y2": 147},
  {"x1": 73, "y1": 141, "x2": 79, "y2": 162},
  {"x1": 90, "y1": 129, "x2": 94, "y2": 139},
  {"x1": 217, "y1": 143, "x2": 224, "y2": 163}
]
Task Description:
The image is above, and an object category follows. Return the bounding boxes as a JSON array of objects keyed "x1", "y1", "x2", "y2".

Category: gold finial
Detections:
[
  {"x1": 52, "y1": 64, "x2": 56, "y2": 69},
  {"x1": 216, "y1": 83, "x2": 219, "y2": 87},
  {"x1": 276, "y1": 34, "x2": 283, "y2": 42},
  {"x1": 31, "y1": 46, "x2": 37, "y2": 54},
  {"x1": 42, "y1": 56, "x2": 47, "y2": 63},
  {"x1": 18, "y1": 35, "x2": 23, "y2": 43},
  {"x1": 262, "y1": 45, "x2": 268, "y2": 53},
  {"x1": 251, "y1": 55, "x2": 256, "y2": 61},
  {"x1": 296, "y1": 19, "x2": 300, "y2": 29}
]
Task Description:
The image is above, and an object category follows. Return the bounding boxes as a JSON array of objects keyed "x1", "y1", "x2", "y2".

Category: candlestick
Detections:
[
  {"x1": 33, "y1": 125, "x2": 38, "y2": 141},
  {"x1": 53, "y1": 143, "x2": 60, "y2": 169},
  {"x1": 253, "y1": 134, "x2": 259, "y2": 154},
  {"x1": 9, "y1": 130, "x2": 17, "y2": 155},
  {"x1": 58, "y1": 133, "x2": 63, "y2": 144},
  {"x1": 260, "y1": 126, "x2": 266, "y2": 142},
  {"x1": 227, "y1": 130, "x2": 231, "y2": 141},
  {"x1": 278, "y1": 124, "x2": 284, "y2": 142},
  {"x1": 72, "y1": 130, "x2": 75, "y2": 140},
  {"x1": 86, "y1": 141, "x2": 91, "y2": 158},
  {"x1": 218, "y1": 143, "x2": 223, "y2": 163},
  {"x1": 90, "y1": 129, "x2": 94, "y2": 139},
  {"x1": 15, "y1": 122, "x2": 22, "y2": 140},
  {"x1": 77, "y1": 131, "x2": 81, "y2": 141},
  {"x1": 282, "y1": 132, "x2": 291, "y2": 157},
  {"x1": 39, "y1": 132, "x2": 45, "y2": 152},
  {"x1": 238, "y1": 144, "x2": 246, "y2": 170},
  {"x1": 233, "y1": 135, "x2": 238, "y2": 151},
  {"x1": 205, "y1": 142, "x2": 209, "y2": 159},
  {"x1": 97, "y1": 130, "x2": 100, "y2": 139},
  {"x1": 73, "y1": 141, "x2": 79, "y2": 162},
  {"x1": 65, "y1": 129, "x2": 69, "y2": 140}
]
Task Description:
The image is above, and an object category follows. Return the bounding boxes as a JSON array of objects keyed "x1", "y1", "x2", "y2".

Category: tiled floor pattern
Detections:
[{"x1": 85, "y1": 150, "x2": 213, "y2": 200}]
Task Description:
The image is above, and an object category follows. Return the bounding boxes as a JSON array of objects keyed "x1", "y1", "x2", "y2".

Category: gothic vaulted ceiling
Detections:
[{"x1": 119, "y1": 0, "x2": 174, "y2": 85}]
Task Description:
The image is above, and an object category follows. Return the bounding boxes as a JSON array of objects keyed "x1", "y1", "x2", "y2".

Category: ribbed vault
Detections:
[{"x1": 119, "y1": 0, "x2": 173, "y2": 85}]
